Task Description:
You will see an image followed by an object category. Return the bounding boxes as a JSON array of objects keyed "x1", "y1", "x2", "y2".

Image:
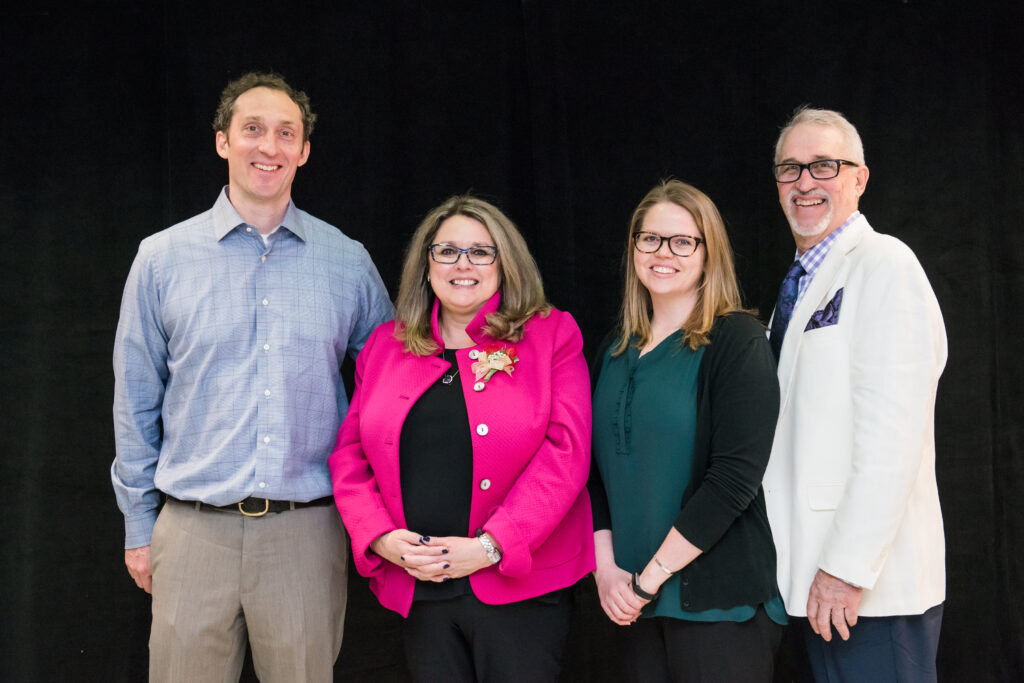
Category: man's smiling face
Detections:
[
  {"x1": 776, "y1": 122, "x2": 868, "y2": 250},
  {"x1": 216, "y1": 86, "x2": 309, "y2": 214}
]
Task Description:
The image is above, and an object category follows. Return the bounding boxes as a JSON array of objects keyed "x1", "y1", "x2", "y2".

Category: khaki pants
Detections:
[{"x1": 149, "y1": 498, "x2": 348, "y2": 682}]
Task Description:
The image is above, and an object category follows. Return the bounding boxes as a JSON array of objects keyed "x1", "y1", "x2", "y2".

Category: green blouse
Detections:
[{"x1": 593, "y1": 331, "x2": 785, "y2": 624}]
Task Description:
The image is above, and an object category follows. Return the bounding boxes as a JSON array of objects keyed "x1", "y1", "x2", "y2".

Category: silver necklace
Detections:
[{"x1": 441, "y1": 350, "x2": 459, "y2": 385}]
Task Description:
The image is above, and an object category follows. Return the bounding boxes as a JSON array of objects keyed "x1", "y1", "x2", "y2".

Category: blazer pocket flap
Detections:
[{"x1": 807, "y1": 484, "x2": 844, "y2": 511}]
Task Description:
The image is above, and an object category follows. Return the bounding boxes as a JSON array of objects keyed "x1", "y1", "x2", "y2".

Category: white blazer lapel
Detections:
[{"x1": 776, "y1": 217, "x2": 869, "y2": 410}]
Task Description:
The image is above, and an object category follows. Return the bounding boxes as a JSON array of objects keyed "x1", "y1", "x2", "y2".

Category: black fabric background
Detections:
[{"x1": 2, "y1": 2, "x2": 1021, "y2": 681}]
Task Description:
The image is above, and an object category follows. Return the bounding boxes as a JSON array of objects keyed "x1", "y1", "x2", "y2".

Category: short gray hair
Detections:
[{"x1": 774, "y1": 106, "x2": 865, "y2": 166}]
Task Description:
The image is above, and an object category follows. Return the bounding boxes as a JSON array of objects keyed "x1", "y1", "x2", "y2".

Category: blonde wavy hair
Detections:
[
  {"x1": 614, "y1": 180, "x2": 749, "y2": 355},
  {"x1": 395, "y1": 195, "x2": 550, "y2": 356}
]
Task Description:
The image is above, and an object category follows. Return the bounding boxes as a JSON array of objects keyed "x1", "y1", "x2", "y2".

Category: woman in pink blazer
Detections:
[{"x1": 329, "y1": 195, "x2": 594, "y2": 682}]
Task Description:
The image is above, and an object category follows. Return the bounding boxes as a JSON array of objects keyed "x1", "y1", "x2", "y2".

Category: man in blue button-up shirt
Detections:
[{"x1": 112, "y1": 72, "x2": 392, "y2": 682}]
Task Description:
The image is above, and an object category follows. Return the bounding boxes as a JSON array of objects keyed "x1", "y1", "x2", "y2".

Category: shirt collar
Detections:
[
  {"x1": 212, "y1": 186, "x2": 306, "y2": 242},
  {"x1": 796, "y1": 210, "x2": 860, "y2": 278},
  {"x1": 429, "y1": 290, "x2": 503, "y2": 349}
]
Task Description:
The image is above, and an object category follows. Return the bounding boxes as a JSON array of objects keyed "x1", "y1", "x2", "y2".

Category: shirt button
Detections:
[
  {"x1": 473, "y1": 382, "x2": 485, "y2": 392},
  {"x1": 263, "y1": 436, "x2": 270, "y2": 444},
  {"x1": 259, "y1": 482, "x2": 266, "y2": 488},
  {"x1": 468, "y1": 349, "x2": 480, "y2": 359},
  {"x1": 480, "y1": 479, "x2": 491, "y2": 490},
  {"x1": 261, "y1": 255, "x2": 267, "y2": 262},
  {"x1": 262, "y1": 298, "x2": 269, "y2": 306},
  {"x1": 263, "y1": 344, "x2": 270, "y2": 351},
  {"x1": 246, "y1": 227, "x2": 252, "y2": 233},
  {"x1": 476, "y1": 424, "x2": 489, "y2": 436},
  {"x1": 264, "y1": 389, "x2": 271, "y2": 397}
]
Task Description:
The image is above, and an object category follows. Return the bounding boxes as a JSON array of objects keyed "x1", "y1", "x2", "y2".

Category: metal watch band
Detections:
[{"x1": 478, "y1": 534, "x2": 502, "y2": 564}]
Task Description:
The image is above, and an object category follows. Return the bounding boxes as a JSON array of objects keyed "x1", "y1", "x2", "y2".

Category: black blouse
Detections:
[{"x1": 399, "y1": 348, "x2": 474, "y2": 600}]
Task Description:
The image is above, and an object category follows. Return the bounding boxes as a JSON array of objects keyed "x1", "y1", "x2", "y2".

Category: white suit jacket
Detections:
[{"x1": 764, "y1": 214, "x2": 947, "y2": 617}]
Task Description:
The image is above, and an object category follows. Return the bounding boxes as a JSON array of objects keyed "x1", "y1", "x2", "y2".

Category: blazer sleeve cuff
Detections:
[
  {"x1": 818, "y1": 545, "x2": 885, "y2": 591},
  {"x1": 344, "y1": 506, "x2": 397, "y2": 577},
  {"x1": 484, "y1": 508, "x2": 531, "y2": 578}
]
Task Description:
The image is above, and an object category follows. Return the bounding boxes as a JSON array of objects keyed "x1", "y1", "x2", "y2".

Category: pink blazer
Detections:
[{"x1": 329, "y1": 293, "x2": 595, "y2": 616}]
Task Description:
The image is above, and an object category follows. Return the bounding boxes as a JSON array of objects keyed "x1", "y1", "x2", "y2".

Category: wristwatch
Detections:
[
  {"x1": 631, "y1": 572, "x2": 659, "y2": 602},
  {"x1": 477, "y1": 533, "x2": 502, "y2": 564}
]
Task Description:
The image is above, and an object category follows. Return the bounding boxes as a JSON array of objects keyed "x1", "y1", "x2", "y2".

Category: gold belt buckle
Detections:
[{"x1": 238, "y1": 498, "x2": 270, "y2": 517}]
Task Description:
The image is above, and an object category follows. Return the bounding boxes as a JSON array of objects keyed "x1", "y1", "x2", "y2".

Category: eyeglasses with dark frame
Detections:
[
  {"x1": 773, "y1": 159, "x2": 859, "y2": 183},
  {"x1": 632, "y1": 232, "x2": 705, "y2": 257},
  {"x1": 429, "y1": 243, "x2": 499, "y2": 265}
]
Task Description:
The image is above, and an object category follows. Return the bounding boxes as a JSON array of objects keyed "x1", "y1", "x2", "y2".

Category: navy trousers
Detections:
[{"x1": 796, "y1": 603, "x2": 943, "y2": 683}]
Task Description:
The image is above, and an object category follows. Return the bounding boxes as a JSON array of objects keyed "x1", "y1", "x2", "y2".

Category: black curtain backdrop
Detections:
[{"x1": 2, "y1": 1, "x2": 1021, "y2": 681}]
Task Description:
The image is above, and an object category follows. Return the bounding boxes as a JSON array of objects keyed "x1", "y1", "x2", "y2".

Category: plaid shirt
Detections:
[{"x1": 794, "y1": 211, "x2": 861, "y2": 305}]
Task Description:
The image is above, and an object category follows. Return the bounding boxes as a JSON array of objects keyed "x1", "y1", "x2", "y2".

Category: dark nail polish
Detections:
[
  {"x1": 421, "y1": 536, "x2": 431, "y2": 542},
  {"x1": 443, "y1": 563, "x2": 450, "y2": 569},
  {"x1": 400, "y1": 556, "x2": 405, "y2": 561},
  {"x1": 442, "y1": 549, "x2": 449, "y2": 554}
]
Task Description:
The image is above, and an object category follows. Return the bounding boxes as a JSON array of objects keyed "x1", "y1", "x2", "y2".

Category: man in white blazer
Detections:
[{"x1": 763, "y1": 107, "x2": 947, "y2": 682}]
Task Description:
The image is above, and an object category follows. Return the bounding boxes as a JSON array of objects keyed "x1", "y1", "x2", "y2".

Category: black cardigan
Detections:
[{"x1": 588, "y1": 312, "x2": 783, "y2": 612}]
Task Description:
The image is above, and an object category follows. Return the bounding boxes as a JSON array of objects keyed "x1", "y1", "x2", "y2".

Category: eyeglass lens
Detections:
[
  {"x1": 430, "y1": 244, "x2": 498, "y2": 264},
  {"x1": 775, "y1": 160, "x2": 842, "y2": 182},
  {"x1": 634, "y1": 232, "x2": 700, "y2": 256}
]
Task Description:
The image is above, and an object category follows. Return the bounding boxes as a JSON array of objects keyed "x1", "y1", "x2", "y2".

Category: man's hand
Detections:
[
  {"x1": 125, "y1": 546, "x2": 153, "y2": 594},
  {"x1": 806, "y1": 568, "x2": 863, "y2": 641}
]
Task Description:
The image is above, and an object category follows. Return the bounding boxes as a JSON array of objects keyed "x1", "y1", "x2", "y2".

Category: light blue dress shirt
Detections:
[{"x1": 112, "y1": 188, "x2": 393, "y2": 548}]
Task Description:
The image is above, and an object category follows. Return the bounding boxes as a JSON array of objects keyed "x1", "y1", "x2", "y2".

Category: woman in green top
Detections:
[{"x1": 589, "y1": 180, "x2": 785, "y2": 681}]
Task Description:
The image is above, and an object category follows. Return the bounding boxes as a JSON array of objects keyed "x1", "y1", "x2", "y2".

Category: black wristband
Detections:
[{"x1": 631, "y1": 572, "x2": 658, "y2": 602}]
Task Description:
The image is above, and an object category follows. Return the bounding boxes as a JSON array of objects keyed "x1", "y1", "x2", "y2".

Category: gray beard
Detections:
[{"x1": 785, "y1": 192, "x2": 833, "y2": 238}]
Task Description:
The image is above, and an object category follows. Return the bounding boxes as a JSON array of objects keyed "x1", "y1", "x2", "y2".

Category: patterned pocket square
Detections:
[{"x1": 805, "y1": 287, "x2": 843, "y2": 331}]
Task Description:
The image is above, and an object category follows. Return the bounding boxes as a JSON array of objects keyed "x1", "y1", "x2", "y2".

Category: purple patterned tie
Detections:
[{"x1": 770, "y1": 259, "x2": 806, "y2": 360}]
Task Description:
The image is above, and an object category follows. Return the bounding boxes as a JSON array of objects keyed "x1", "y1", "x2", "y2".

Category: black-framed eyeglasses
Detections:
[
  {"x1": 429, "y1": 243, "x2": 499, "y2": 265},
  {"x1": 773, "y1": 159, "x2": 859, "y2": 183},
  {"x1": 633, "y1": 232, "x2": 704, "y2": 257}
]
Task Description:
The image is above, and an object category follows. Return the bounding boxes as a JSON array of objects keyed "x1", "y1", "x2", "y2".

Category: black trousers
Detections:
[
  {"x1": 615, "y1": 606, "x2": 783, "y2": 683},
  {"x1": 403, "y1": 588, "x2": 572, "y2": 683}
]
